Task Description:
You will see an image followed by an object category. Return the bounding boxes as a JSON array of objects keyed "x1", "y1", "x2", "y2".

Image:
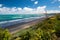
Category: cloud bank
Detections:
[
  {"x1": 0, "y1": 4, "x2": 60, "y2": 14},
  {"x1": 47, "y1": 10, "x2": 60, "y2": 13},
  {"x1": 0, "y1": 4, "x2": 46, "y2": 14}
]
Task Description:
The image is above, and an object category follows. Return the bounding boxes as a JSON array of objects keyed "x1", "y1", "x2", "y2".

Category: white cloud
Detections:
[
  {"x1": 34, "y1": 1, "x2": 38, "y2": 4},
  {"x1": 58, "y1": 0, "x2": 60, "y2": 1},
  {"x1": 0, "y1": 4, "x2": 3, "y2": 7},
  {"x1": 0, "y1": 6, "x2": 47, "y2": 14},
  {"x1": 47, "y1": 10, "x2": 60, "y2": 13},
  {"x1": 0, "y1": 5, "x2": 60, "y2": 14},
  {"x1": 59, "y1": 6, "x2": 60, "y2": 8}
]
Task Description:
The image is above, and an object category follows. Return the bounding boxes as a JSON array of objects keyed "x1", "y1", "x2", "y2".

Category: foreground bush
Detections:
[{"x1": 0, "y1": 28, "x2": 11, "y2": 40}]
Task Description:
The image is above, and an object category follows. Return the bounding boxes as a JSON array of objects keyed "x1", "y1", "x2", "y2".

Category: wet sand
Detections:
[{"x1": 6, "y1": 17, "x2": 46, "y2": 34}]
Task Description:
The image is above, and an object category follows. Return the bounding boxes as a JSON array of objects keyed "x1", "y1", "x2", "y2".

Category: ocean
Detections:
[
  {"x1": 0, "y1": 14, "x2": 45, "y2": 28},
  {"x1": 0, "y1": 14, "x2": 44, "y2": 22}
]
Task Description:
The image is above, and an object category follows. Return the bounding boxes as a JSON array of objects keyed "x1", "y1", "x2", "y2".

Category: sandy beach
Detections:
[{"x1": 5, "y1": 17, "x2": 46, "y2": 34}]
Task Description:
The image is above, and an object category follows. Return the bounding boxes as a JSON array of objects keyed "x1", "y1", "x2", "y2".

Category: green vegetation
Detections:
[
  {"x1": 0, "y1": 14, "x2": 60, "y2": 40},
  {"x1": 12, "y1": 14, "x2": 60, "y2": 40},
  {"x1": 0, "y1": 28, "x2": 11, "y2": 40}
]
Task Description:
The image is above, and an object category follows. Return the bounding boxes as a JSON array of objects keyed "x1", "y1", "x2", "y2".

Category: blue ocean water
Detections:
[
  {"x1": 0, "y1": 14, "x2": 44, "y2": 22},
  {"x1": 0, "y1": 14, "x2": 45, "y2": 28},
  {"x1": 0, "y1": 14, "x2": 54, "y2": 28}
]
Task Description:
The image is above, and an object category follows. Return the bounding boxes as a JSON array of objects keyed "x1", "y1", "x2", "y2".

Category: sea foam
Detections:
[{"x1": 0, "y1": 16, "x2": 45, "y2": 28}]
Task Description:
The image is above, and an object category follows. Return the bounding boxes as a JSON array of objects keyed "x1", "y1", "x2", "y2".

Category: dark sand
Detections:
[{"x1": 6, "y1": 17, "x2": 46, "y2": 34}]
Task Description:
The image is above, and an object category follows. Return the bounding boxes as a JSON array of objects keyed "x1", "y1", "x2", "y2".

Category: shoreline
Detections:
[
  {"x1": 6, "y1": 17, "x2": 46, "y2": 34},
  {"x1": 0, "y1": 15, "x2": 53, "y2": 34},
  {"x1": 0, "y1": 17, "x2": 43, "y2": 28}
]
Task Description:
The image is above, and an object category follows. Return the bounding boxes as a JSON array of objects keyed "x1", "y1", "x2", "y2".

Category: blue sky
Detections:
[{"x1": 0, "y1": 0, "x2": 60, "y2": 14}]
